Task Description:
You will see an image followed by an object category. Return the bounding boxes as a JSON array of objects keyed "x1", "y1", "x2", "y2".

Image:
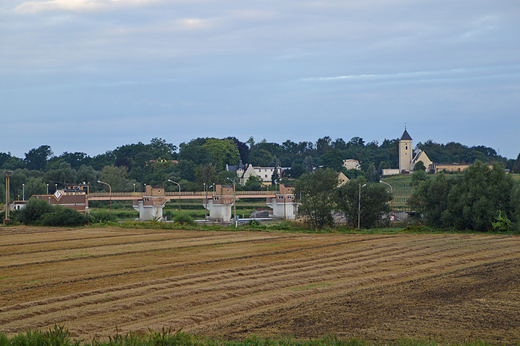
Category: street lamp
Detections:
[
  {"x1": 380, "y1": 180, "x2": 394, "y2": 219},
  {"x1": 168, "y1": 179, "x2": 181, "y2": 215},
  {"x1": 358, "y1": 183, "x2": 367, "y2": 229},
  {"x1": 133, "y1": 183, "x2": 136, "y2": 193},
  {"x1": 227, "y1": 177, "x2": 237, "y2": 227},
  {"x1": 46, "y1": 183, "x2": 49, "y2": 194},
  {"x1": 22, "y1": 184, "x2": 25, "y2": 201},
  {"x1": 55, "y1": 183, "x2": 57, "y2": 193},
  {"x1": 204, "y1": 183, "x2": 215, "y2": 224},
  {"x1": 98, "y1": 180, "x2": 112, "y2": 212}
]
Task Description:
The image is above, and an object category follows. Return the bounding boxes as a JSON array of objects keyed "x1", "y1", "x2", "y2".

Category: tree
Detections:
[
  {"x1": 271, "y1": 167, "x2": 280, "y2": 186},
  {"x1": 303, "y1": 156, "x2": 314, "y2": 173},
  {"x1": 409, "y1": 161, "x2": 517, "y2": 231},
  {"x1": 195, "y1": 163, "x2": 217, "y2": 185},
  {"x1": 76, "y1": 165, "x2": 99, "y2": 185},
  {"x1": 414, "y1": 161, "x2": 426, "y2": 172},
  {"x1": 294, "y1": 168, "x2": 338, "y2": 229},
  {"x1": 336, "y1": 177, "x2": 392, "y2": 228},
  {"x1": 364, "y1": 163, "x2": 380, "y2": 183},
  {"x1": 25, "y1": 177, "x2": 47, "y2": 198},
  {"x1": 408, "y1": 173, "x2": 453, "y2": 228},
  {"x1": 25, "y1": 145, "x2": 53, "y2": 170},
  {"x1": 44, "y1": 162, "x2": 76, "y2": 187},
  {"x1": 244, "y1": 175, "x2": 263, "y2": 191},
  {"x1": 321, "y1": 149, "x2": 345, "y2": 171},
  {"x1": 99, "y1": 165, "x2": 128, "y2": 192},
  {"x1": 443, "y1": 161, "x2": 515, "y2": 231}
]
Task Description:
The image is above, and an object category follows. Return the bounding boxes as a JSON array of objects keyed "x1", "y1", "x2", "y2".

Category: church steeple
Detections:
[
  {"x1": 399, "y1": 127, "x2": 413, "y2": 173},
  {"x1": 400, "y1": 129, "x2": 412, "y2": 141}
]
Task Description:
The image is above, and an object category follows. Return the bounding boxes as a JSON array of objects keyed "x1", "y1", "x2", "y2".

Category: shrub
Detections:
[
  {"x1": 89, "y1": 210, "x2": 117, "y2": 224},
  {"x1": 40, "y1": 207, "x2": 89, "y2": 227},
  {"x1": 173, "y1": 213, "x2": 195, "y2": 225},
  {"x1": 17, "y1": 198, "x2": 54, "y2": 225}
]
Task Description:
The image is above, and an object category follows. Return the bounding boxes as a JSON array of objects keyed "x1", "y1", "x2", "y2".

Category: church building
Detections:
[{"x1": 398, "y1": 129, "x2": 432, "y2": 173}]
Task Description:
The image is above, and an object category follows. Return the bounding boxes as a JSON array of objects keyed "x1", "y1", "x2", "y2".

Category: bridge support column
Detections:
[
  {"x1": 204, "y1": 198, "x2": 233, "y2": 222},
  {"x1": 266, "y1": 197, "x2": 297, "y2": 220},
  {"x1": 133, "y1": 198, "x2": 166, "y2": 221}
]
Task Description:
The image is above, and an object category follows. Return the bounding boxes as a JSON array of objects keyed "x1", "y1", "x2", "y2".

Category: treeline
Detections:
[{"x1": 1, "y1": 136, "x2": 519, "y2": 202}]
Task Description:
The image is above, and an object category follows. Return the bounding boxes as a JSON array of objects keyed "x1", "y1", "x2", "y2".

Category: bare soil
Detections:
[{"x1": 1, "y1": 226, "x2": 519, "y2": 344}]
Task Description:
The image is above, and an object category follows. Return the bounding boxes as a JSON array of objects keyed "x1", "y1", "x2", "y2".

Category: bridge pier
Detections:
[
  {"x1": 133, "y1": 185, "x2": 166, "y2": 221},
  {"x1": 203, "y1": 185, "x2": 235, "y2": 222},
  {"x1": 266, "y1": 184, "x2": 297, "y2": 220}
]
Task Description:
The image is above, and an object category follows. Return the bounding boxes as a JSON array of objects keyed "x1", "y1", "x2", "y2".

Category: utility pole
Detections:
[{"x1": 3, "y1": 171, "x2": 13, "y2": 223}]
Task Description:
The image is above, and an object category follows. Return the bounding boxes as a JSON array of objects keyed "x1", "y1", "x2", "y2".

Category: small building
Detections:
[
  {"x1": 33, "y1": 184, "x2": 89, "y2": 214},
  {"x1": 228, "y1": 162, "x2": 284, "y2": 186},
  {"x1": 337, "y1": 172, "x2": 349, "y2": 186},
  {"x1": 342, "y1": 159, "x2": 361, "y2": 170}
]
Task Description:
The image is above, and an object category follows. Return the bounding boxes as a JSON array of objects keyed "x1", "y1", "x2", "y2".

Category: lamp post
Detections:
[
  {"x1": 46, "y1": 183, "x2": 49, "y2": 194},
  {"x1": 22, "y1": 184, "x2": 25, "y2": 201},
  {"x1": 168, "y1": 179, "x2": 181, "y2": 215},
  {"x1": 133, "y1": 183, "x2": 136, "y2": 193},
  {"x1": 380, "y1": 180, "x2": 394, "y2": 219},
  {"x1": 358, "y1": 183, "x2": 367, "y2": 229},
  {"x1": 55, "y1": 184, "x2": 57, "y2": 193},
  {"x1": 98, "y1": 180, "x2": 112, "y2": 211},
  {"x1": 227, "y1": 177, "x2": 237, "y2": 227}
]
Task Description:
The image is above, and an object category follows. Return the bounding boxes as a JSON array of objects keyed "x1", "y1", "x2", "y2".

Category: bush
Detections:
[
  {"x1": 89, "y1": 210, "x2": 117, "y2": 224},
  {"x1": 173, "y1": 213, "x2": 195, "y2": 225},
  {"x1": 40, "y1": 207, "x2": 89, "y2": 227},
  {"x1": 17, "y1": 198, "x2": 54, "y2": 225}
]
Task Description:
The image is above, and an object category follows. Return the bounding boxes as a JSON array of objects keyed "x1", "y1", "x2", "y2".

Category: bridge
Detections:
[
  {"x1": 86, "y1": 190, "x2": 277, "y2": 201},
  {"x1": 87, "y1": 184, "x2": 296, "y2": 222}
]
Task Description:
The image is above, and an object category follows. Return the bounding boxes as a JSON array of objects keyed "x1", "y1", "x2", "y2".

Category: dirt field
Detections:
[{"x1": 1, "y1": 226, "x2": 519, "y2": 344}]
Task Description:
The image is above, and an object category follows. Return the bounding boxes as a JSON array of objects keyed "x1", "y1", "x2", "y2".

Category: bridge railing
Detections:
[
  {"x1": 88, "y1": 191, "x2": 283, "y2": 198},
  {"x1": 88, "y1": 192, "x2": 144, "y2": 198}
]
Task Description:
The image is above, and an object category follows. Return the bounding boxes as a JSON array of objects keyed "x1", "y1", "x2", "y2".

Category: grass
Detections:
[{"x1": 0, "y1": 326, "x2": 513, "y2": 346}]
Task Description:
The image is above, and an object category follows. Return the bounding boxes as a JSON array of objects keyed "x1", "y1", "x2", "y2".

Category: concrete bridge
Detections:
[{"x1": 86, "y1": 184, "x2": 297, "y2": 222}]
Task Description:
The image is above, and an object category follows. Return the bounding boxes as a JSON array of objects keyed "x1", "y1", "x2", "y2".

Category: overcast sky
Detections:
[{"x1": 1, "y1": 0, "x2": 519, "y2": 160}]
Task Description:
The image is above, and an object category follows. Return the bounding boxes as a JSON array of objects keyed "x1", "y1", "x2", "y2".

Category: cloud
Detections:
[{"x1": 13, "y1": 0, "x2": 160, "y2": 13}]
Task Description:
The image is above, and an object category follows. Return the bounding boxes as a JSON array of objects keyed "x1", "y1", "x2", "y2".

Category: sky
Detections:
[{"x1": 1, "y1": 0, "x2": 519, "y2": 160}]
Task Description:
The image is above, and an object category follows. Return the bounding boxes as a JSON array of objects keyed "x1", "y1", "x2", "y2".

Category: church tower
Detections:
[{"x1": 399, "y1": 128, "x2": 413, "y2": 172}]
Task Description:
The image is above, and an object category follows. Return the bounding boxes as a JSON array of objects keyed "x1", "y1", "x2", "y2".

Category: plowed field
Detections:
[{"x1": 1, "y1": 226, "x2": 519, "y2": 344}]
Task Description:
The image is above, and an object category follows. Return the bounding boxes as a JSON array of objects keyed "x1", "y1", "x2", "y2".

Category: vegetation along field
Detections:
[{"x1": 1, "y1": 226, "x2": 520, "y2": 345}]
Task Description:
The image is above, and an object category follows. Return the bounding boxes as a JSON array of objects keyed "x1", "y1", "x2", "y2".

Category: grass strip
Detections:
[{"x1": 0, "y1": 325, "x2": 515, "y2": 346}]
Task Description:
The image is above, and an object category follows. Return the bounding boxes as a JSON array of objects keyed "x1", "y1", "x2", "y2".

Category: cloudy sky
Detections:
[{"x1": 1, "y1": 0, "x2": 519, "y2": 159}]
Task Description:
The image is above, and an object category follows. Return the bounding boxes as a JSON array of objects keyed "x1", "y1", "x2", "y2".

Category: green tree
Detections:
[
  {"x1": 294, "y1": 168, "x2": 338, "y2": 229},
  {"x1": 244, "y1": 175, "x2": 263, "y2": 191},
  {"x1": 25, "y1": 145, "x2": 53, "y2": 170},
  {"x1": 25, "y1": 177, "x2": 47, "y2": 198},
  {"x1": 336, "y1": 178, "x2": 392, "y2": 228},
  {"x1": 364, "y1": 163, "x2": 380, "y2": 183},
  {"x1": 443, "y1": 161, "x2": 515, "y2": 231},
  {"x1": 76, "y1": 165, "x2": 99, "y2": 185},
  {"x1": 99, "y1": 165, "x2": 128, "y2": 192},
  {"x1": 408, "y1": 173, "x2": 453, "y2": 228},
  {"x1": 44, "y1": 162, "x2": 76, "y2": 187},
  {"x1": 203, "y1": 138, "x2": 240, "y2": 171},
  {"x1": 414, "y1": 161, "x2": 426, "y2": 172},
  {"x1": 196, "y1": 163, "x2": 217, "y2": 185}
]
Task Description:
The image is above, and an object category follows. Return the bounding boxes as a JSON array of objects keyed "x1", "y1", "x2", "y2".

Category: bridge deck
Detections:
[{"x1": 87, "y1": 191, "x2": 278, "y2": 201}]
